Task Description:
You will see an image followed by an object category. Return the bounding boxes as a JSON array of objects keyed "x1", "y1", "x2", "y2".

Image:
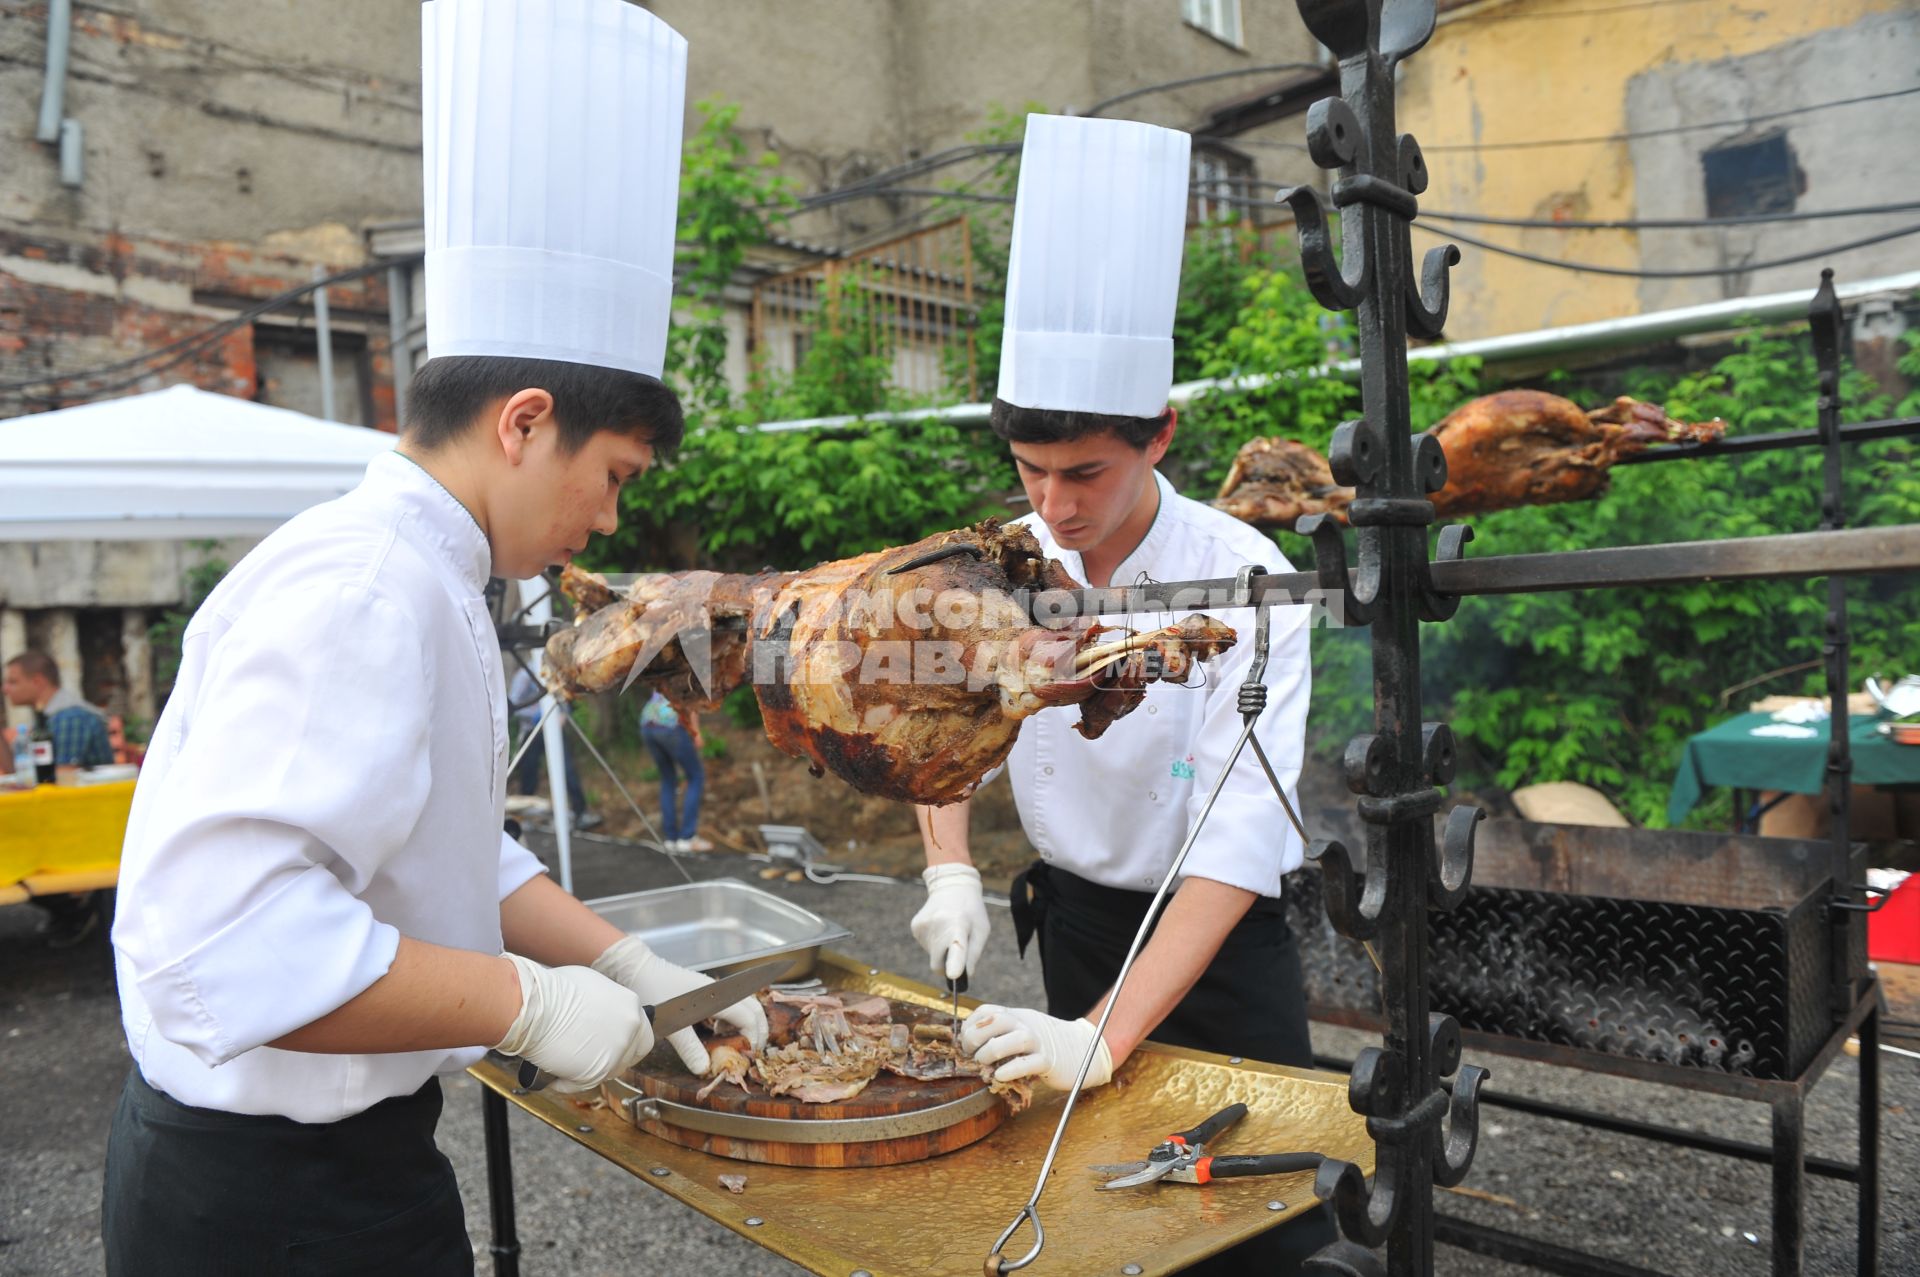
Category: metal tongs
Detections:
[{"x1": 1091, "y1": 1102, "x2": 1325, "y2": 1190}]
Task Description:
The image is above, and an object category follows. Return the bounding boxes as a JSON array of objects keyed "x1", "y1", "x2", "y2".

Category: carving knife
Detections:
[{"x1": 516, "y1": 958, "x2": 791, "y2": 1092}]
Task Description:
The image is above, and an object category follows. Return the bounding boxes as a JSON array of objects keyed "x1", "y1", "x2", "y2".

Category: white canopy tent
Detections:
[
  {"x1": 0, "y1": 384, "x2": 581, "y2": 887},
  {"x1": 0, "y1": 384, "x2": 396, "y2": 542}
]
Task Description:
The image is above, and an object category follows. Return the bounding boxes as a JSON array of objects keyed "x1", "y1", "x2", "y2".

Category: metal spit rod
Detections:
[{"x1": 984, "y1": 565, "x2": 1315, "y2": 1275}]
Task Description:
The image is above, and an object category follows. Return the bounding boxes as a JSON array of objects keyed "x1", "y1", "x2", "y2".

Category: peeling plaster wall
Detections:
[{"x1": 1396, "y1": 0, "x2": 1914, "y2": 341}]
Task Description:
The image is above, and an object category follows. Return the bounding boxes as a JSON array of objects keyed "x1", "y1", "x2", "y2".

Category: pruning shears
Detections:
[{"x1": 1090, "y1": 1103, "x2": 1325, "y2": 1189}]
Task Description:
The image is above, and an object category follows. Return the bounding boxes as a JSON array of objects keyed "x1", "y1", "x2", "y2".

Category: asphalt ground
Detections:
[{"x1": 2, "y1": 830, "x2": 1914, "y2": 1276}]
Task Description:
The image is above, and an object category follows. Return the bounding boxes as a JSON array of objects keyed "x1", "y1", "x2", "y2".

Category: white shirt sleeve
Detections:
[
  {"x1": 1176, "y1": 597, "x2": 1313, "y2": 898},
  {"x1": 498, "y1": 828, "x2": 547, "y2": 901},
  {"x1": 117, "y1": 584, "x2": 434, "y2": 1067}
]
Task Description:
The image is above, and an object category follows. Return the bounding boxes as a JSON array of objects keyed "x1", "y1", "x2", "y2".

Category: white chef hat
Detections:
[
  {"x1": 998, "y1": 114, "x2": 1191, "y2": 418},
  {"x1": 421, "y1": 0, "x2": 687, "y2": 378}
]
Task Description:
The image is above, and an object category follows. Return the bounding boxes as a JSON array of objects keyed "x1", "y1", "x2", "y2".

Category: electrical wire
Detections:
[
  {"x1": 1411, "y1": 216, "x2": 1920, "y2": 278},
  {"x1": 1085, "y1": 62, "x2": 1327, "y2": 117},
  {"x1": 1421, "y1": 85, "x2": 1920, "y2": 152},
  {"x1": 1419, "y1": 200, "x2": 1920, "y2": 231}
]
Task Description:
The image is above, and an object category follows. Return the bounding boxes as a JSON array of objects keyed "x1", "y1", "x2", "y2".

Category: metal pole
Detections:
[
  {"x1": 313, "y1": 266, "x2": 337, "y2": 423},
  {"x1": 1771, "y1": 1093, "x2": 1807, "y2": 1276},
  {"x1": 481, "y1": 1087, "x2": 522, "y2": 1277},
  {"x1": 387, "y1": 264, "x2": 413, "y2": 426},
  {"x1": 36, "y1": 0, "x2": 70, "y2": 144},
  {"x1": 1859, "y1": 1004, "x2": 1882, "y2": 1274},
  {"x1": 1276, "y1": 1, "x2": 1487, "y2": 1270},
  {"x1": 521, "y1": 578, "x2": 573, "y2": 892}
]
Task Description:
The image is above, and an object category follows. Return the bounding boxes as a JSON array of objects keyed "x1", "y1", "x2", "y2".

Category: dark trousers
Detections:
[
  {"x1": 1011, "y1": 860, "x2": 1339, "y2": 1275},
  {"x1": 102, "y1": 1069, "x2": 471, "y2": 1277},
  {"x1": 642, "y1": 722, "x2": 704, "y2": 841}
]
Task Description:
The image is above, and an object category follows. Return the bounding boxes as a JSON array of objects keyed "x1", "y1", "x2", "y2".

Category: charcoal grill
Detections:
[{"x1": 1293, "y1": 821, "x2": 1868, "y2": 1086}]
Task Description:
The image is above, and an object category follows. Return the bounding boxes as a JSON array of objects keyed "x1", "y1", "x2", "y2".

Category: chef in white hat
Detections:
[
  {"x1": 102, "y1": 5, "x2": 763, "y2": 1272},
  {"x1": 909, "y1": 114, "x2": 1327, "y2": 1271}
]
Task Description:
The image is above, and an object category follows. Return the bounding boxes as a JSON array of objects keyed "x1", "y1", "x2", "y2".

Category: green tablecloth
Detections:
[{"x1": 1667, "y1": 711, "x2": 1920, "y2": 824}]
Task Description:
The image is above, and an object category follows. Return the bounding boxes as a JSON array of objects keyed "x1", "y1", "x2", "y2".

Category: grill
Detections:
[{"x1": 1289, "y1": 821, "x2": 1865, "y2": 1084}]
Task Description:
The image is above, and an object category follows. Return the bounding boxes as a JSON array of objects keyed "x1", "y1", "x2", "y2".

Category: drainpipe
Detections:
[
  {"x1": 36, "y1": 0, "x2": 70, "y2": 144},
  {"x1": 39, "y1": 0, "x2": 82, "y2": 188},
  {"x1": 754, "y1": 268, "x2": 1920, "y2": 434},
  {"x1": 387, "y1": 264, "x2": 413, "y2": 426},
  {"x1": 313, "y1": 266, "x2": 337, "y2": 422}
]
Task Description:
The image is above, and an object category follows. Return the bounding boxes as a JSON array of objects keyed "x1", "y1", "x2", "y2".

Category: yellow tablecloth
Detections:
[{"x1": 0, "y1": 780, "x2": 136, "y2": 888}]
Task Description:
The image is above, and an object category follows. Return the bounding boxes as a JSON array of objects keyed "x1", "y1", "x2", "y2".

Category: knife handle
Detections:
[
  {"x1": 1174, "y1": 1102, "x2": 1248, "y2": 1148},
  {"x1": 516, "y1": 1002, "x2": 659, "y2": 1093},
  {"x1": 1194, "y1": 1151, "x2": 1324, "y2": 1182}
]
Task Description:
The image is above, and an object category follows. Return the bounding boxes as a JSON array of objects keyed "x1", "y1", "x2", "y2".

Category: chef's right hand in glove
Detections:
[
  {"x1": 911, "y1": 862, "x2": 990, "y2": 982},
  {"x1": 961, "y1": 1004, "x2": 1113, "y2": 1091},
  {"x1": 591, "y1": 935, "x2": 769, "y2": 1076},
  {"x1": 491, "y1": 953, "x2": 654, "y2": 1093}
]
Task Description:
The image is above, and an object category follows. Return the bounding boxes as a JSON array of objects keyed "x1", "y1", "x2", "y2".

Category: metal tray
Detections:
[{"x1": 583, "y1": 878, "x2": 851, "y2": 979}]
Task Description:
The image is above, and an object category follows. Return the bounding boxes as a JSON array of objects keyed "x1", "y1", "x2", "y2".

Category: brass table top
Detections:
[{"x1": 471, "y1": 952, "x2": 1373, "y2": 1276}]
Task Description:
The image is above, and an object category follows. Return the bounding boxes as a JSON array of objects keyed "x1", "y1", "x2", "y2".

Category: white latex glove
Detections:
[
  {"x1": 492, "y1": 954, "x2": 654, "y2": 1093},
  {"x1": 592, "y1": 935, "x2": 769, "y2": 1075},
  {"x1": 961, "y1": 1004, "x2": 1113, "y2": 1091},
  {"x1": 910, "y1": 862, "x2": 990, "y2": 982}
]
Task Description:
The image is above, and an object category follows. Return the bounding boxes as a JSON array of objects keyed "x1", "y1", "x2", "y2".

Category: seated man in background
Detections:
[
  {"x1": 3, "y1": 650, "x2": 114, "y2": 945},
  {"x1": 4, "y1": 650, "x2": 113, "y2": 780}
]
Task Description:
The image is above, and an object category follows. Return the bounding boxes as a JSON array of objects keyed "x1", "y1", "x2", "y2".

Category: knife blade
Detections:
[{"x1": 517, "y1": 957, "x2": 792, "y2": 1092}]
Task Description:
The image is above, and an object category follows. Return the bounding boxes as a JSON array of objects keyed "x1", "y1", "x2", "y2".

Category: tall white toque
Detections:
[
  {"x1": 421, "y1": 0, "x2": 687, "y2": 378},
  {"x1": 997, "y1": 114, "x2": 1192, "y2": 418}
]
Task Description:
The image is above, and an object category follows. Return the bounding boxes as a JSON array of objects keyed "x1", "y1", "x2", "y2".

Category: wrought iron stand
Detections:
[{"x1": 1252, "y1": 0, "x2": 1906, "y2": 1271}]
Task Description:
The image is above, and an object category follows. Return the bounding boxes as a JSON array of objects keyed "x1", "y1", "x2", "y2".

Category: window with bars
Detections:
[
  {"x1": 1190, "y1": 146, "x2": 1256, "y2": 226},
  {"x1": 1182, "y1": 0, "x2": 1243, "y2": 47}
]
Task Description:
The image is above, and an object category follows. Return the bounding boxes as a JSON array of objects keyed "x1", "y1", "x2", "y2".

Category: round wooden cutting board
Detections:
[{"x1": 615, "y1": 996, "x2": 1012, "y2": 1167}]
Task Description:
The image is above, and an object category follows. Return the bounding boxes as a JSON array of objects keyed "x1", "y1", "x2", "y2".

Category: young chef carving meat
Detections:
[
  {"x1": 909, "y1": 114, "x2": 1332, "y2": 1273},
  {"x1": 101, "y1": 6, "x2": 764, "y2": 1273}
]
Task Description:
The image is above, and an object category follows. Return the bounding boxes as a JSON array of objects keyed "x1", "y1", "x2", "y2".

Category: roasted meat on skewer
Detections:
[
  {"x1": 543, "y1": 520, "x2": 1239, "y2": 805},
  {"x1": 1212, "y1": 390, "x2": 1727, "y2": 528}
]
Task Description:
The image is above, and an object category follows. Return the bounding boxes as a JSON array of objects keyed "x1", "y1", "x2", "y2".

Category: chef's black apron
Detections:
[
  {"x1": 1010, "y1": 859, "x2": 1338, "y2": 1275},
  {"x1": 102, "y1": 1068, "x2": 471, "y2": 1277}
]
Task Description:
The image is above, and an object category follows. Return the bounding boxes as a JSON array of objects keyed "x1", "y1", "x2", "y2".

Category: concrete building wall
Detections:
[
  {"x1": 1625, "y1": 8, "x2": 1920, "y2": 313},
  {"x1": 0, "y1": 0, "x2": 418, "y2": 425},
  {"x1": 1395, "y1": 0, "x2": 1914, "y2": 341}
]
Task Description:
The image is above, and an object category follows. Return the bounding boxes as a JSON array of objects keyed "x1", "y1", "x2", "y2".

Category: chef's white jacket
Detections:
[
  {"x1": 113, "y1": 451, "x2": 547, "y2": 1123},
  {"x1": 1004, "y1": 470, "x2": 1312, "y2": 898}
]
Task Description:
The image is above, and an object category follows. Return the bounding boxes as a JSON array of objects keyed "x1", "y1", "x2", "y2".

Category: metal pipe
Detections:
[
  {"x1": 521, "y1": 579, "x2": 573, "y2": 892},
  {"x1": 312, "y1": 267, "x2": 337, "y2": 422},
  {"x1": 57, "y1": 117, "x2": 83, "y2": 189},
  {"x1": 750, "y1": 269, "x2": 1920, "y2": 435},
  {"x1": 1613, "y1": 414, "x2": 1920, "y2": 465},
  {"x1": 481, "y1": 1087, "x2": 522, "y2": 1277},
  {"x1": 36, "y1": 0, "x2": 71, "y2": 145},
  {"x1": 387, "y1": 264, "x2": 413, "y2": 426},
  {"x1": 1037, "y1": 523, "x2": 1920, "y2": 620}
]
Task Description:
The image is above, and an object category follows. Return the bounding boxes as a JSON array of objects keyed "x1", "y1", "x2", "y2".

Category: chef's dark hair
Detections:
[
  {"x1": 402, "y1": 356, "x2": 685, "y2": 456},
  {"x1": 988, "y1": 398, "x2": 1172, "y2": 449}
]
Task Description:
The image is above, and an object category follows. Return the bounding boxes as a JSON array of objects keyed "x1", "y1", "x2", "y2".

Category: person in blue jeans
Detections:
[{"x1": 640, "y1": 692, "x2": 709, "y2": 852}]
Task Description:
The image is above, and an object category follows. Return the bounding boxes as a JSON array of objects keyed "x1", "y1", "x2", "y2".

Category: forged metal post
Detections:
[
  {"x1": 1771, "y1": 1093, "x2": 1807, "y2": 1276},
  {"x1": 1860, "y1": 1005, "x2": 1882, "y2": 1272},
  {"x1": 1278, "y1": 2, "x2": 1485, "y2": 1272},
  {"x1": 1809, "y1": 272, "x2": 1866, "y2": 1017},
  {"x1": 483, "y1": 1086, "x2": 522, "y2": 1277}
]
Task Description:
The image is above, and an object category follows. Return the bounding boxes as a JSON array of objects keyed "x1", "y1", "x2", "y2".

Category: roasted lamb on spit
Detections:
[
  {"x1": 1212, "y1": 389, "x2": 1726, "y2": 529},
  {"x1": 543, "y1": 519, "x2": 1238, "y2": 805}
]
